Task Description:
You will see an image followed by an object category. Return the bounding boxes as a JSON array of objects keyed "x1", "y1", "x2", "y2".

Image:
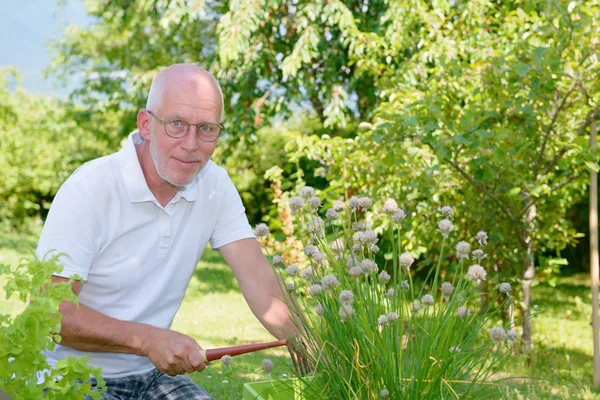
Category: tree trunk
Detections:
[{"x1": 520, "y1": 203, "x2": 536, "y2": 357}]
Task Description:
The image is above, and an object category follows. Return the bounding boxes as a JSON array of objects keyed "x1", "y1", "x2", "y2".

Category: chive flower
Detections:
[
  {"x1": 499, "y1": 282, "x2": 512, "y2": 294},
  {"x1": 285, "y1": 265, "x2": 300, "y2": 276},
  {"x1": 382, "y1": 198, "x2": 399, "y2": 215},
  {"x1": 339, "y1": 290, "x2": 354, "y2": 305},
  {"x1": 378, "y1": 270, "x2": 391, "y2": 283},
  {"x1": 300, "y1": 267, "x2": 314, "y2": 281},
  {"x1": 261, "y1": 359, "x2": 274, "y2": 373},
  {"x1": 441, "y1": 282, "x2": 454, "y2": 301},
  {"x1": 457, "y1": 306, "x2": 471, "y2": 319},
  {"x1": 299, "y1": 186, "x2": 315, "y2": 199},
  {"x1": 466, "y1": 264, "x2": 487, "y2": 285},
  {"x1": 221, "y1": 355, "x2": 232, "y2": 367},
  {"x1": 254, "y1": 223, "x2": 270, "y2": 237},
  {"x1": 422, "y1": 294, "x2": 434, "y2": 307},
  {"x1": 392, "y1": 209, "x2": 406, "y2": 222},
  {"x1": 440, "y1": 206, "x2": 454, "y2": 218},
  {"x1": 476, "y1": 231, "x2": 488, "y2": 246},
  {"x1": 309, "y1": 284, "x2": 323, "y2": 296},
  {"x1": 471, "y1": 249, "x2": 488, "y2": 262},
  {"x1": 399, "y1": 252, "x2": 415, "y2": 270},
  {"x1": 455, "y1": 241, "x2": 471, "y2": 259},
  {"x1": 438, "y1": 219, "x2": 454, "y2": 238},
  {"x1": 489, "y1": 327, "x2": 507, "y2": 343}
]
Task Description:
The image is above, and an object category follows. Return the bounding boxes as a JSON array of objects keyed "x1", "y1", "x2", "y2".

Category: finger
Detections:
[{"x1": 188, "y1": 349, "x2": 207, "y2": 372}]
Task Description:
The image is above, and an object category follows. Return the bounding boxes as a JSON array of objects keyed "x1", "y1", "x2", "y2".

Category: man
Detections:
[{"x1": 37, "y1": 64, "x2": 302, "y2": 399}]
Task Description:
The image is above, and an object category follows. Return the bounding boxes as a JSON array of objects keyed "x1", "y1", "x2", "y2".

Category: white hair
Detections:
[{"x1": 145, "y1": 64, "x2": 224, "y2": 116}]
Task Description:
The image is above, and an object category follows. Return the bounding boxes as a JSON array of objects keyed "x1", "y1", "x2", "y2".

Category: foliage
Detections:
[
  {"x1": 0, "y1": 254, "x2": 104, "y2": 399},
  {"x1": 258, "y1": 189, "x2": 519, "y2": 399}
]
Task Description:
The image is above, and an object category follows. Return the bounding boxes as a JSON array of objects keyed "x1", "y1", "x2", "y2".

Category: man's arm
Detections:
[
  {"x1": 51, "y1": 276, "x2": 207, "y2": 376},
  {"x1": 218, "y1": 238, "x2": 301, "y2": 340}
]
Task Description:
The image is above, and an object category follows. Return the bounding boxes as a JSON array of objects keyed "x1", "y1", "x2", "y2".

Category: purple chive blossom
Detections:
[
  {"x1": 382, "y1": 199, "x2": 399, "y2": 215},
  {"x1": 352, "y1": 221, "x2": 367, "y2": 231},
  {"x1": 308, "y1": 217, "x2": 325, "y2": 236},
  {"x1": 300, "y1": 267, "x2": 314, "y2": 281},
  {"x1": 325, "y1": 208, "x2": 339, "y2": 220},
  {"x1": 353, "y1": 230, "x2": 378, "y2": 245},
  {"x1": 309, "y1": 284, "x2": 323, "y2": 296},
  {"x1": 400, "y1": 280, "x2": 410, "y2": 290},
  {"x1": 392, "y1": 209, "x2": 406, "y2": 222},
  {"x1": 507, "y1": 329, "x2": 518, "y2": 344},
  {"x1": 307, "y1": 196, "x2": 322, "y2": 210},
  {"x1": 221, "y1": 355, "x2": 232, "y2": 367},
  {"x1": 315, "y1": 304, "x2": 325, "y2": 316},
  {"x1": 332, "y1": 200, "x2": 345, "y2": 211},
  {"x1": 441, "y1": 282, "x2": 454, "y2": 301},
  {"x1": 299, "y1": 186, "x2": 315, "y2": 199},
  {"x1": 399, "y1": 252, "x2": 415, "y2": 270},
  {"x1": 380, "y1": 389, "x2": 390, "y2": 398},
  {"x1": 422, "y1": 294, "x2": 434, "y2": 307},
  {"x1": 466, "y1": 264, "x2": 487, "y2": 285},
  {"x1": 476, "y1": 231, "x2": 488, "y2": 246},
  {"x1": 254, "y1": 223, "x2": 270, "y2": 237},
  {"x1": 358, "y1": 197, "x2": 373, "y2": 211},
  {"x1": 360, "y1": 259, "x2": 378, "y2": 274},
  {"x1": 440, "y1": 206, "x2": 454, "y2": 218},
  {"x1": 489, "y1": 327, "x2": 507, "y2": 343},
  {"x1": 378, "y1": 315, "x2": 389, "y2": 325},
  {"x1": 499, "y1": 282, "x2": 512, "y2": 294},
  {"x1": 456, "y1": 241, "x2": 471, "y2": 259},
  {"x1": 286, "y1": 282, "x2": 295, "y2": 292},
  {"x1": 387, "y1": 312, "x2": 399, "y2": 322},
  {"x1": 386, "y1": 288, "x2": 395, "y2": 298},
  {"x1": 378, "y1": 270, "x2": 391, "y2": 283},
  {"x1": 457, "y1": 306, "x2": 471, "y2": 319},
  {"x1": 411, "y1": 300, "x2": 422, "y2": 312},
  {"x1": 349, "y1": 196, "x2": 361, "y2": 211},
  {"x1": 438, "y1": 219, "x2": 454, "y2": 238},
  {"x1": 322, "y1": 274, "x2": 339, "y2": 290},
  {"x1": 370, "y1": 244, "x2": 380, "y2": 253},
  {"x1": 304, "y1": 245, "x2": 318, "y2": 257},
  {"x1": 312, "y1": 251, "x2": 323, "y2": 263},
  {"x1": 352, "y1": 243, "x2": 362, "y2": 253},
  {"x1": 285, "y1": 265, "x2": 300, "y2": 277},
  {"x1": 339, "y1": 290, "x2": 354, "y2": 305},
  {"x1": 339, "y1": 304, "x2": 354, "y2": 322},
  {"x1": 349, "y1": 266, "x2": 363, "y2": 277},
  {"x1": 471, "y1": 249, "x2": 488, "y2": 262},
  {"x1": 261, "y1": 359, "x2": 274, "y2": 373},
  {"x1": 288, "y1": 196, "x2": 305, "y2": 214},
  {"x1": 272, "y1": 255, "x2": 283, "y2": 265}
]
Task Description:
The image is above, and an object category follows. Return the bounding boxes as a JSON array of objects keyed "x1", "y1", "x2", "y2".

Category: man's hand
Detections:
[
  {"x1": 286, "y1": 336, "x2": 312, "y2": 376},
  {"x1": 141, "y1": 328, "x2": 207, "y2": 376}
]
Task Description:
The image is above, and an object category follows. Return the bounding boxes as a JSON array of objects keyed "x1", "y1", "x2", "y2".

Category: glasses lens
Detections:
[
  {"x1": 197, "y1": 123, "x2": 221, "y2": 142},
  {"x1": 165, "y1": 120, "x2": 190, "y2": 138}
]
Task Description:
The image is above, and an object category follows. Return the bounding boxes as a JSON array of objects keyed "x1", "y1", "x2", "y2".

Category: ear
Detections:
[{"x1": 137, "y1": 109, "x2": 151, "y2": 140}]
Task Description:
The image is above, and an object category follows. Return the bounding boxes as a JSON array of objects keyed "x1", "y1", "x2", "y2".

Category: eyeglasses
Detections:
[{"x1": 147, "y1": 110, "x2": 224, "y2": 142}]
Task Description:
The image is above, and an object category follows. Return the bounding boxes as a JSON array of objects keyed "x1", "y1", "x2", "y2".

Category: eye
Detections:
[
  {"x1": 199, "y1": 124, "x2": 213, "y2": 132},
  {"x1": 170, "y1": 120, "x2": 183, "y2": 128}
]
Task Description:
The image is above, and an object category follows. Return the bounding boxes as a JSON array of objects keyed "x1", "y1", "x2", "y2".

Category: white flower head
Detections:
[
  {"x1": 309, "y1": 284, "x2": 323, "y2": 296},
  {"x1": 261, "y1": 359, "x2": 274, "y2": 373},
  {"x1": 360, "y1": 259, "x2": 378, "y2": 274},
  {"x1": 490, "y1": 327, "x2": 507, "y2": 343},
  {"x1": 307, "y1": 196, "x2": 322, "y2": 210},
  {"x1": 421, "y1": 294, "x2": 434, "y2": 307},
  {"x1": 466, "y1": 264, "x2": 487, "y2": 285},
  {"x1": 221, "y1": 354, "x2": 232, "y2": 367},
  {"x1": 325, "y1": 208, "x2": 339, "y2": 220},
  {"x1": 399, "y1": 252, "x2": 415, "y2": 270},
  {"x1": 438, "y1": 219, "x2": 454, "y2": 238},
  {"x1": 308, "y1": 216, "x2": 325, "y2": 236},
  {"x1": 312, "y1": 251, "x2": 323, "y2": 263},
  {"x1": 377, "y1": 315, "x2": 389, "y2": 325},
  {"x1": 382, "y1": 199, "x2": 399, "y2": 215},
  {"x1": 457, "y1": 306, "x2": 471, "y2": 319},
  {"x1": 387, "y1": 312, "x2": 399, "y2": 321},
  {"x1": 507, "y1": 328, "x2": 518, "y2": 344},
  {"x1": 299, "y1": 186, "x2": 315, "y2": 199},
  {"x1": 410, "y1": 300, "x2": 421, "y2": 313},
  {"x1": 285, "y1": 265, "x2": 300, "y2": 277},
  {"x1": 286, "y1": 282, "x2": 295, "y2": 292},
  {"x1": 339, "y1": 290, "x2": 354, "y2": 305},
  {"x1": 349, "y1": 196, "x2": 361, "y2": 211},
  {"x1": 392, "y1": 209, "x2": 406, "y2": 223},
  {"x1": 304, "y1": 245, "x2": 318, "y2": 257},
  {"x1": 370, "y1": 244, "x2": 380, "y2": 253},
  {"x1": 353, "y1": 229, "x2": 378, "y2": 245},
  {"x1": 272, "y1": 255, "x2": 284, "y2": 265},
  {"x1": 254, "y1": 223, "x2": 270, "y2": 237},
  {"x1": 331, "y1": 239, "x2": 345, "y2": 253},
  {"x1": 339, "y1": 304, "x2": 354, "y2": 322},
  {"x1": 349, "y1": 266, "x2": 363, "y2": 278},
  {"x1": 400, "y1": 280, "x2": 410, "y2": 290},
  {"x1": 288, "y1": 196, "x2": 305, "y2": 214},
  {"x1": 315, "y1": 304, "x2": 325, "y2": 316},
  {"x1": 322, "y1": 274, "x2": 339, "y2": 289},
  {"x1": 440, "y1": 206, "x2": 454, "y2": 218},
  {"x1": 471, "y1": 249, "x2": 488, "y2": 262},
  {"x1": 332, "y1": 200, "x2": 345, "y2": 211},
  {"x1": 352, "y1": 221, "x2": 367, "y2": 232},
  {"x1": 456, "y1": 241, "x2": 471, "y2": 259},
  {"x1": 380, "y1": 389, "x2": 390, "y2": 398},
  {"x1": 386, "y1": 288, "x2": 395, "y2": 298},
  {"x1": 499, "y1": 282, "x2": 512, "y2": 295},
  {"x1": 300, "y1": 267, "x2": 314, "y2": 281},
  {"x1": 476, "y1": 231, "x2": 488, "y2": 246},
  {"x1": 358, "y1": 197, "x2": 373, "y2": 211},
  {"x1": 378, "y1": 270, "x2": 391, "y2": 283},
  {"x1": 441, "y1": 282, "x2": 454, "y2": 300}
]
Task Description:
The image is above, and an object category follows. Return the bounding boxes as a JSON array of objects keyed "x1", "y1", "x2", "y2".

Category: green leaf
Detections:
[
  {"x1": 508, "y1": 187, "x2": 521, "y2": 196},
  {"x1": 516, "y1": 63, "x2": 531, "y2": 77},
  {"x1": 585, "y1": 161, "x2": 600, "y2": 172}
]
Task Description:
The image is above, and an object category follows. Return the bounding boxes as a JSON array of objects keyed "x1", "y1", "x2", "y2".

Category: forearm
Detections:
[{"x1": 57, "y1": 300, "x2": 156, "y2": 356}]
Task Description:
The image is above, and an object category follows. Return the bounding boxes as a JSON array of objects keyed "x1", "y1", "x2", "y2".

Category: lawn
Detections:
[{"x1": 1, "y1": 228, "x2": 599, "y2": 399}]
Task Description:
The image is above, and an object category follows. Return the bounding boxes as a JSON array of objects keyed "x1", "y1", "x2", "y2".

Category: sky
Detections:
[{"x1": 0, "y1": 0, "x2": 91, "y2": 97}]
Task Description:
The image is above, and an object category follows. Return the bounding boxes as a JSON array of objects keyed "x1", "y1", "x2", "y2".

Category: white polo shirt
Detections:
[{"x1": 36, "y1": 130, "x2": 255, "y2": 378}]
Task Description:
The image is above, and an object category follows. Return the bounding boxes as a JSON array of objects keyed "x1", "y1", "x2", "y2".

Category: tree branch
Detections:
[{"x1": 519, "y1": 171, "x2": 586, "y2": 217}]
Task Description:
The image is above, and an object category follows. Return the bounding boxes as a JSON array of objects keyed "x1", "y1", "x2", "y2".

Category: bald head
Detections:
[{"x1": 145, "y1": 64, "x2": 224, "y2": 118}]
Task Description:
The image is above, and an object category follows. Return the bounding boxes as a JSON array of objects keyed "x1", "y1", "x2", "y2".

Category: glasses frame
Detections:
[{"x1": 146, "y1": 110, "x2": 224, "y2": 142}]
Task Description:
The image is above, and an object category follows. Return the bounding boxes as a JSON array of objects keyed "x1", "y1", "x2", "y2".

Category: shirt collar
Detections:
[{"x1": 118, "y1": 130, "x2": 200, "y2": 204}]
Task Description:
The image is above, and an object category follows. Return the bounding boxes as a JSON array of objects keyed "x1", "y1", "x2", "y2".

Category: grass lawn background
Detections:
[{"x1": 1, "y1": 228, "x2": 598, "y2": 399}]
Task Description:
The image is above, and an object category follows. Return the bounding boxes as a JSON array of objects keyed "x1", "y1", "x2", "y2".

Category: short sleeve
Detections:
[
  {"x1": 36, "y1": 179, "x2": 101, "y2": 281},
  {"x1": 209, "y1": 172, "x2": 255, "y2": 250}
]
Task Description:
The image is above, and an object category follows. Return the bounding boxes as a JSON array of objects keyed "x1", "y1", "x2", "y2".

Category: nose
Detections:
[{"x1": 180, "y1": 127, "x2": 200, "y2": 152}]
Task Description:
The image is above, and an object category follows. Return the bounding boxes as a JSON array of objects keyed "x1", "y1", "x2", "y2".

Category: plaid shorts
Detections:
[{"x1": 86, "y1": 369, "x2": 213, "y2": 400}]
